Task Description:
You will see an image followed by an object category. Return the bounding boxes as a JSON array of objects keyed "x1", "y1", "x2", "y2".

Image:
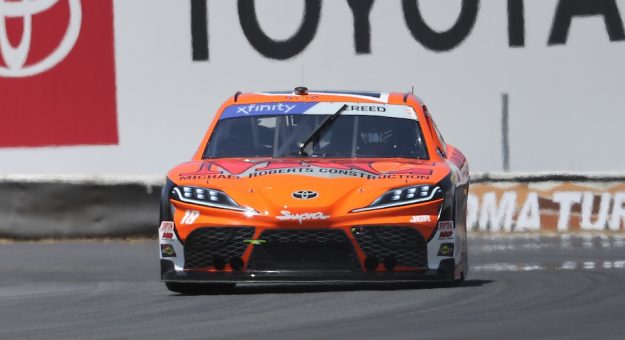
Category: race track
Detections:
[{"x1": 1, "y1": 235, "x2": 625, "y2": 339}]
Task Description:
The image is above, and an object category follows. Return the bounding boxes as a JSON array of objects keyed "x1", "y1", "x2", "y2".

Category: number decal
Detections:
[{"x1": 180, "y1": 210, "x2": 200, "y2": 224}]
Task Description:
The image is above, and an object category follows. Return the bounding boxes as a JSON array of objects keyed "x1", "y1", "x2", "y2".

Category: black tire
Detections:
[
  {"x1": 165, "y1": 282, "x2": 235, "y2": 295},
  {"x1": 454, "y1": 271, "x2": 465, "y2": 284}
]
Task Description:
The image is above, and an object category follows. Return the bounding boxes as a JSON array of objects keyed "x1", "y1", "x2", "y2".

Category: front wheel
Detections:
[
  {"x1": 165, "y1": 282, "x2": 236, "y2": 295},
  {"x1": 454, "y1": 271, "x2": 465, "y2": 284}
]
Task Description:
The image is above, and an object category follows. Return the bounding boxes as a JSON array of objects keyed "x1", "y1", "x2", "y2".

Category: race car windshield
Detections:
[{"x1": 203, "y1": 114, "x2": 428, "y2": 159}]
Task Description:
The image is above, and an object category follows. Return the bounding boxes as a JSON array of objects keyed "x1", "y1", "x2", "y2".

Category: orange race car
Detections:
[{"x1": 159, "y1": 88, "x2": 469, "y2": 293}]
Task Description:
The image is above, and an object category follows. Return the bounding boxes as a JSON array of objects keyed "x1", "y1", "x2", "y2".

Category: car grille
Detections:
[
  {"x1": 184, "y1": 227, "x2": 255, "y2": 269},
  {"x1": 249, "y1": 229, "x2": 361, "y2": 271},
  {"x1": 261, "y1": 229, "x2": 349, "y2": 244},
  {"x1": 352, "y1": 226, "x2": 427, "y2": 268}
]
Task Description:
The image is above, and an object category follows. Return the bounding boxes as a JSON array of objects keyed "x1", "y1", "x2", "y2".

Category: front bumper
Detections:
[{"x1": 159, "y1": 219, "x2": 466, "y2": 283}]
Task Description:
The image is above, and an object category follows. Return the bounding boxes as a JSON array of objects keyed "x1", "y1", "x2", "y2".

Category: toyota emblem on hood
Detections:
[{"x1": 292, "y1": 190, "x2": 318, "y2": 200}]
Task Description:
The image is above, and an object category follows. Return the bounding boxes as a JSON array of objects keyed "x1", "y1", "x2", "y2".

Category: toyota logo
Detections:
[
  {"x1": 292, "y1": 190, "x2": 318, "y2": 200},
  {"x1": 0, "y1": 0, "x2": 82, "y2": 77}
]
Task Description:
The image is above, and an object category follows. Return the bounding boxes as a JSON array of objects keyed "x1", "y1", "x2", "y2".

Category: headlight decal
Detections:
[
  {"x1": 171, "y1": 186, "x2": 256, "y2": 213},
  {"x1": 351, "y1": 185, "x2": 443, "y2": 213}
]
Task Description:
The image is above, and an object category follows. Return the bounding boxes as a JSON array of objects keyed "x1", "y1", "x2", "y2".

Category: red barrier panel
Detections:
[{"x1": 0, "y1": 0, "x2": 118, "y2": 147}]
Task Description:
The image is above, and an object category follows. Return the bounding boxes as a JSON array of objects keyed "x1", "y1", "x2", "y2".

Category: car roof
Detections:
[{"x1": 231, "y1": 89, "x2": 425, "y2": 106}]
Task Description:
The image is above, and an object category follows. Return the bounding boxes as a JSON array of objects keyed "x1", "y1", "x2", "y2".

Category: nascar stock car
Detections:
[{"x1": 159, "y1": 87, "x2": 469, "y2": 293}]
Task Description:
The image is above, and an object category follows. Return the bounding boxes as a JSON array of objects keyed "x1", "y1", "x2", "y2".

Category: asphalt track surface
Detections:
[{"x1": 2, "y1": 235, "x2": 625, "y2": 339}]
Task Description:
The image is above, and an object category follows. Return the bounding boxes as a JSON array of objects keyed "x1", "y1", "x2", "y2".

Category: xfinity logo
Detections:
[
  {"x1": 236, "y1": 103, "x2": 297, "y2": 115},
  {"x1": 276, "y1": 210, "x2": 329, "y2": 225},
  {"x1": 0, "y1": 0, "x2": 82, "y2": 77},
  {"x1": 292, "y1": 190, "x2": 318, "y2": 200}
]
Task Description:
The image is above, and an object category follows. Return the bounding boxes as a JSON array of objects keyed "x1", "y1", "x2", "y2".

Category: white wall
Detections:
[{"x1": 1, "y1": 0, "x2": 624, "y2": 175}]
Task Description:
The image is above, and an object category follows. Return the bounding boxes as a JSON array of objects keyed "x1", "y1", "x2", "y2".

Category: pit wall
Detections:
[{"x1": 1, "y1": 174, "x2": 624, "y2": 238}]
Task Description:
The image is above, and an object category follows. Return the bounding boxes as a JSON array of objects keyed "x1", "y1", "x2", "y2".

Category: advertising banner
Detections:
[
  {"x1": 0, "y1": 0, "x2": 117, "y2": 147},
  {"x1": 469, "y1": 178, "x2": 625, "y2": 232},
  {"x1": 0, "y1": 0, "x2": 624, "y2": 174}
]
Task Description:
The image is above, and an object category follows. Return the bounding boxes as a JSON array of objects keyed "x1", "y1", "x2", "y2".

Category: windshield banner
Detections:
[{"x1": 220, "y1": 102, "x2": 417, "y2": 120}]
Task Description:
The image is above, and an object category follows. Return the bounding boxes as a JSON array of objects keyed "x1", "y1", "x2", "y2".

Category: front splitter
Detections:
[{"x1": 161, "y1": 260, "x2": 455, "y2": 283}]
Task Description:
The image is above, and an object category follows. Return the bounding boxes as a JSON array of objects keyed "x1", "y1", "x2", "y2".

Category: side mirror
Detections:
[{"x1": 436, "y1": 147, "x2": 447, "y2": 159}]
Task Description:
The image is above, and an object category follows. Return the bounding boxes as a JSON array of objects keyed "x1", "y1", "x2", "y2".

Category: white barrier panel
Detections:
[{"x1": 1, "y1": 0, "x2": 625, "y2": 175}]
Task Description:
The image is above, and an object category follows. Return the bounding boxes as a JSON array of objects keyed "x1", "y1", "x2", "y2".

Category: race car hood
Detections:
[{"x1": 168, "y1": 158, "x2": 451, "y2": 217}]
